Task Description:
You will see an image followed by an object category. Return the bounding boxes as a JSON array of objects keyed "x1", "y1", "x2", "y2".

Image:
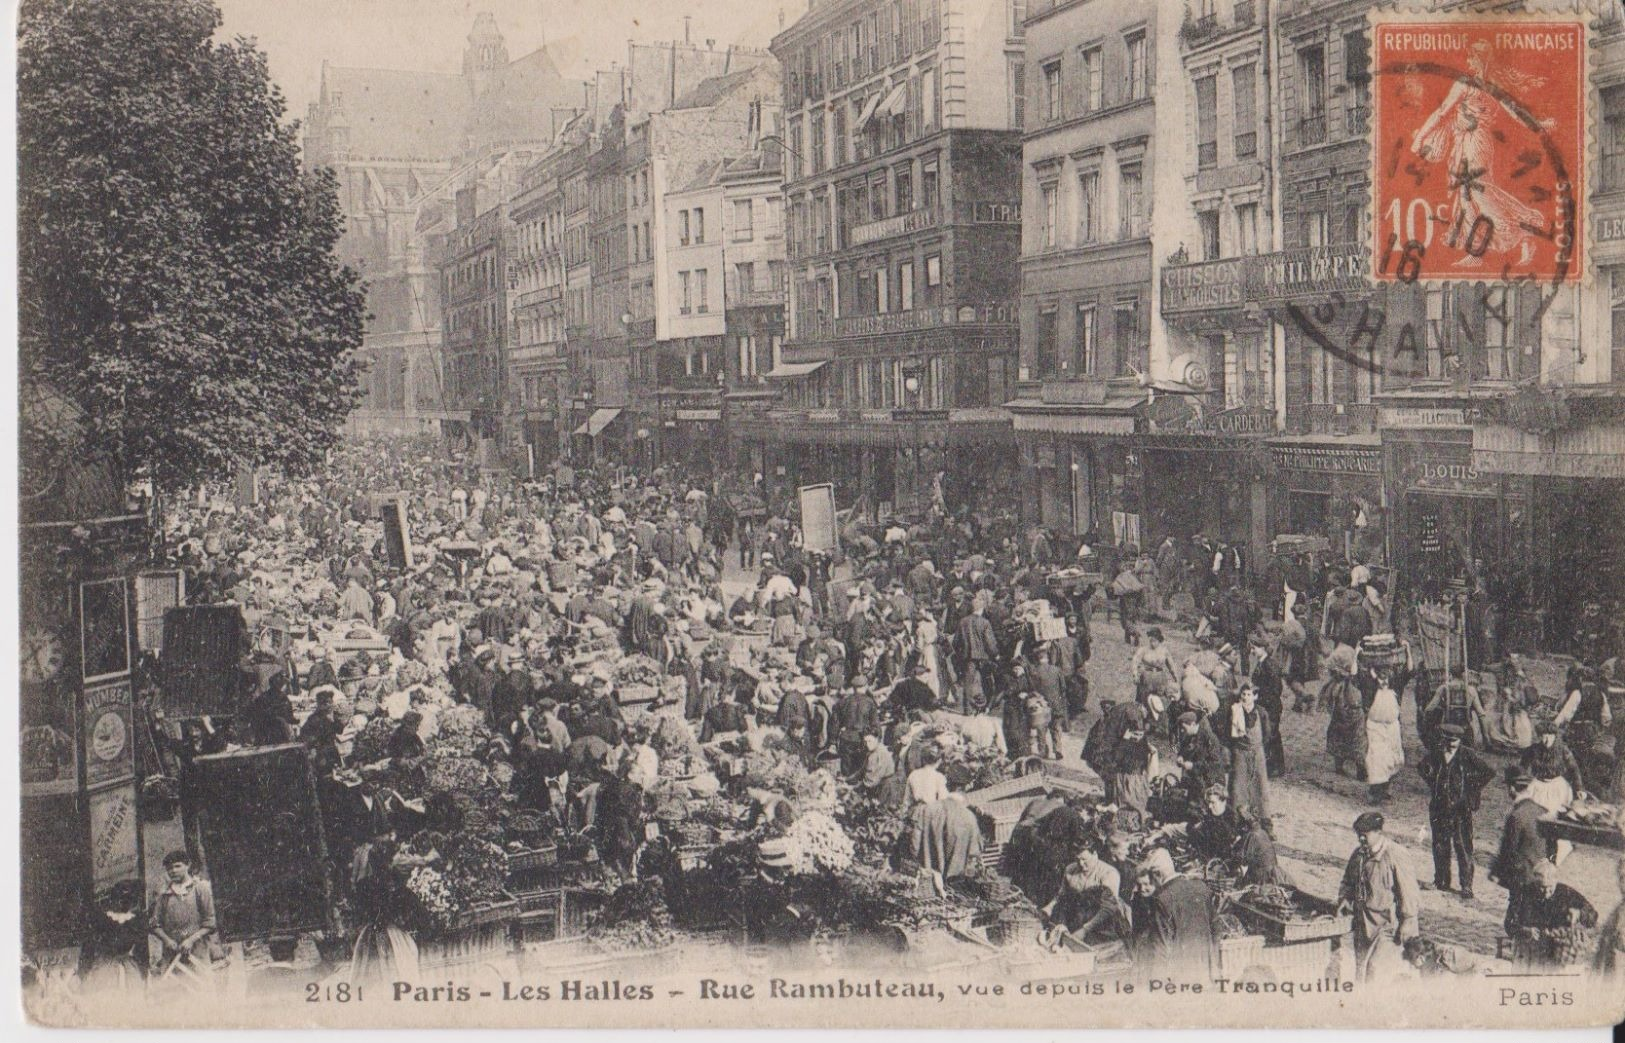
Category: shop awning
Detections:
[
  {"x1": 574, "y1": 407, "x2": 623, "y2": 438},
  {"x1": 764, "y1": 360, "x2": 829, "y2": 380},
  {"x1": 855, "y1": 91, "x2": 884, "y2": 129},
  {"x1": 871, "y1": 80, "x2": 907, "y2": 123}
]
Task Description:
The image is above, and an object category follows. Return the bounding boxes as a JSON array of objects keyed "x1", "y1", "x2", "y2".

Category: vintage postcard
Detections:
[{"x1": 14, "y1": 0, "x2": 1625, "y2": 1031}]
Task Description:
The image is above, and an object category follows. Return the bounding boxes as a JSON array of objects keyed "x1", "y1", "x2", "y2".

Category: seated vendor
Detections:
[
  {"x1": 1509, "y1": 860, "x2": 1599, "y2": 967},
  {"x1": 1042, "y1": 862, "x2": 1133, "y2": 950},
  {"x1": 1163, "y1": 785, "x2": 1243, "y2": 862},
  {"x1": 1234, "y1": 807, "x2": 1293, "y2": 889}
]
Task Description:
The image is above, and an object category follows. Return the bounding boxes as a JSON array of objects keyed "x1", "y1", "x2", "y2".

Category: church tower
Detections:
[{"x1": 462, "y1": 12, "x2": 510, "y2": 97}]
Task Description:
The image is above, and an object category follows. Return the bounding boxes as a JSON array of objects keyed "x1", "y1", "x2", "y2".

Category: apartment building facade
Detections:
[{"x1": 758, "y1": 0, "x2": 1027, "y2": 513}]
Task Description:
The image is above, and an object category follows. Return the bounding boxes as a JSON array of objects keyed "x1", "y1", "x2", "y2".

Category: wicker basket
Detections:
[{"x1": 506, "y1": 843, "x2": 559, "y2": 874}]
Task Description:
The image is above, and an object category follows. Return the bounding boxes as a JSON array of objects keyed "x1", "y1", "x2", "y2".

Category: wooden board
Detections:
[
  {"x1": 1539, "y1": 816, "x2": 1625, "y2": 851},
  {"x1": 189, "y1": 743, "x2": 332, "y2": 942},
  {"x1": 159, "y1": 605, "x2": 249, "y2": 718}
]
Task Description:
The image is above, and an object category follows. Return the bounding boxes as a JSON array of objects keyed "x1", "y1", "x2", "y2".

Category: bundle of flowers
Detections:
[
  {"x1": 432, "y1": 705, "x2": 494, "y2": 757},
  {"x1": 349, "y1": 716, "x2": 397, "y2": 765},
  {"x1": 790, "y1": 768, "x2": 838, "y2": 812},
  {"x1": 739, "y1": 748, "x2": 808, "y2": 792},
  {"x1": 404, "y1": 865, "x2": 457, "y2": 931},
  {"x1": 783, "y1": 811, "x2": 855, "y2": 874},
  {"x1": 444, "y1": 838, "x2": 509, "y2": 906},
  {"x1": 421, "y1": 749, "x2": 489, "y2": 795}
]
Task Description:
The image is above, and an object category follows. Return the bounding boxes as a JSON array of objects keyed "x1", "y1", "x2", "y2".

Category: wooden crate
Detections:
[
  {"x1": 1231, "y1": 889, "x2": 1351, "y2": 943},
  {"x1": 1261, "y1": 938, "x2": 1337, "y2": 981},
  {"x1": 1216, "y1": 934, "x2": 1267, "y2": 977},
  {"x1": 418, "y1": 923, "x2": 512, "y2": 972}
]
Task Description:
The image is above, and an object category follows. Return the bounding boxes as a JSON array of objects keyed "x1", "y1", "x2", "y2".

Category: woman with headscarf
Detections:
[
  {"x1": 1102, "y1": 702, "x2": 1156, "y2": 822},
  {"x1": 1322, "y1": 645, "x2": 1367, "y2": 779}
]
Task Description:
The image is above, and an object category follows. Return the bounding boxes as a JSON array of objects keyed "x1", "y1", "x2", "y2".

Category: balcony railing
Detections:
[
  {"x1": 1299, "y1": 112, "x2": 1327, "y2": 146},
  {"x1": 1234, "y1": 131, "x2": 1258, "y2": 159},
  {"x1": 1346, "y1": 105, "x2": 1370, "y2": 136},
  {"x1": 1234, "y1": 0, "x2": 1256, "y2": 27},
  {"x1": 1197, "y1": 141, "x2": 1218, "y2": 169},
  {"x1": 1162, "y1": 244, "x2": 1370, "y2": 316},
  {"x1": 1292, "y1": 402, "x2": 1379, "y2": 436},
  {"x1": 726, "y1": 274, "x2": 785, "y2": 307}
]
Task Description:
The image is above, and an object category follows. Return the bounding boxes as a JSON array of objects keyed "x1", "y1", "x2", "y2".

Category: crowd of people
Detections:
[{"x1": 94, "y1": 435, "x2": 1625, "y2": 993}]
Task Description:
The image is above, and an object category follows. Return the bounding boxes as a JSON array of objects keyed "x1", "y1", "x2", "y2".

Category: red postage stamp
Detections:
[{"x1": 1370, "y1": 14, "x2": 1587, "y2": 284}]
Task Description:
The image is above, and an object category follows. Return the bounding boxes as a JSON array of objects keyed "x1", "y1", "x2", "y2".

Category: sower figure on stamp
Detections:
[{"x1": 1409, "y1": 40, "x2": 1551, "y2": 269}]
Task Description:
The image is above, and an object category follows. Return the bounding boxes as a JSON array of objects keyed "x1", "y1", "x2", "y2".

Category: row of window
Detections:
[
  {"x1": 677, "y1": 269, "x2": 711, "y2": 315},
  {"x1": 1292, "y1": 29, "x2": 1369, "y2": 148},
  {"x1": 783, "y1": 354, "x2": 1015, "y2": 412},
  {"x1": 788, "y1": 152, "x2": 941, "y2": 259},
  {"x1": 1034, "y1": 158, "x2": 1144, "y2": 250},
  {"x1": 1030, "y1": 296, "x2": 1145, "y2": 380},
  {"x1": 787, "y1": 67, "x2": 939, "y2": 181},
  {"x1": 1029, "y1": 27, "x2": 1149, "y2": 129},
  {"x1": 1192, "y1": 63, "x2": 1259, "y2": 169},
  {"x1": 783, "y1": 0, "x2": 943, "y2": 107},
  {"x1": 792, "y1": 251, "x2": 943, "y2": 336}
]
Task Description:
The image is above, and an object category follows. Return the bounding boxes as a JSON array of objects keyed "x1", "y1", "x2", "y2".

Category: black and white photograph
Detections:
[{"x1": 12, "y1": 0, "x2": 1625, "y2": 1031}]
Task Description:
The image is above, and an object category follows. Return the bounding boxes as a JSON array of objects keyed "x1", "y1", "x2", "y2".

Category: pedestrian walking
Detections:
[
  {"x1": 1337, "y1": 812, "x2": 1421, "y2": 982},
  {"x1": 1417, "y1": 724, "x2": 1494, "y2": 898}
]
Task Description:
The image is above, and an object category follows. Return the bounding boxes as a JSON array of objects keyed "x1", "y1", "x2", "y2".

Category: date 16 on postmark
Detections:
[{"x1": 1370, "y1": 12, "x2": 1587, "y2": 285}]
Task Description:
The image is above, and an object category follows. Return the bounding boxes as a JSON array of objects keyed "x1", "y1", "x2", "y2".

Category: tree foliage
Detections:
[{"x1": 19, "y1": 0, "x2": 367, "y2": 491}]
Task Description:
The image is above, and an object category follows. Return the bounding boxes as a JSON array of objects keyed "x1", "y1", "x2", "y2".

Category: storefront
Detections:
[
  {"x1": 1473, "y1": 399, "x2": 1625, "y2": 653},
  {"x1": 1384, "y1": 426, "x2": 1533, "y2": 607},
  {"x1": 1265, "y1": 437, "x2": 1387, "y2": 565},
  {"x1": 1135, "y1": 399, "x2": 1273, "y2": 561},
  {"x1": 1009, "y1": 394, "x2": 1142, "y2": 540}
]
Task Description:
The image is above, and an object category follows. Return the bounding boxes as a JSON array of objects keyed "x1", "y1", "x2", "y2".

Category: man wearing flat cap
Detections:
[
  {"x1": 1491, "y1": 765, "x2": 1557, "y2": 934},
  {"x1": 1337, "y1": 811, "x2": 1420, "y2": 982},
  {"x1": 1418, "y1": 723, "x2": 1495, "y2": 898}
]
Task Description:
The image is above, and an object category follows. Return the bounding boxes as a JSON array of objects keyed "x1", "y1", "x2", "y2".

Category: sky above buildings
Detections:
[{"x1": 215, "y1": 0, "x2": 808, "y2": 122}]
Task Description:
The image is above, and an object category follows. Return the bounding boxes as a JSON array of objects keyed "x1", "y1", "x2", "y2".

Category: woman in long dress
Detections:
[
  {"x1": 1225, "y1": 685, "x2": 1271, "y2": 821},
  {"x1": 914, "y1": 615, "x2": 943, "y2": 697},
  {"x1": 1357, "y1": 646, "x2": 1415, "y2": 803},
  {"x1": 1322, "y1": 646, "x2": 1367, "y2": 778}
]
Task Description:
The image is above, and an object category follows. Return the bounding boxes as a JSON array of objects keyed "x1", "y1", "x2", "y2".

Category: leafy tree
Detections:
[{"x1": 19, "y1": 0, "x2": 366, "y2": 492}]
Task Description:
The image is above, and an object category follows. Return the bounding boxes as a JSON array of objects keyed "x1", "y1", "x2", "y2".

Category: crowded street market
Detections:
[{"x1": 25, "y1": 433, "x2": 1621, "y2": 1010}]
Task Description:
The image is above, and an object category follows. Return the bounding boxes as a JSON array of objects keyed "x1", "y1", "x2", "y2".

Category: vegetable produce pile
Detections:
[
  {"x1": 435, "y1": 705, "x2": 494, "y2": 756},
  {"x1": 649, "y1": 714, "x2": 705, "y2": 761},
  {"x1": 349, "y1": 716, "x2": 397, "y2": 766},
  {"x1": 836, "y1": 793, "x2": 908, "y2": 868},
  {"x1": 1233, "y1": 883, "x2": 1331, "y2": 922},
  {"x1": 615, "y1": 655, "x2": 664, "y2": 689},
  {"x1": 587, "y1": 879, "x2": 677, "y2": 952},
  {"x1": 782, "y1": 811, "x2": 856, "y2": 874}
]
